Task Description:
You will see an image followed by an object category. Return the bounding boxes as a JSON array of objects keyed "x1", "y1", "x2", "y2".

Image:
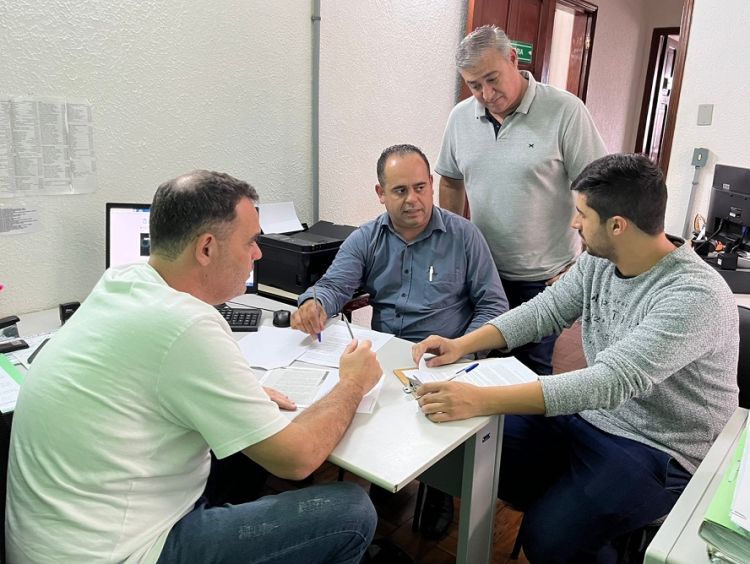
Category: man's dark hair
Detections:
[
  {"x1": 376, "y1": 144, "x2": 431, "y2": 186},
  {"x1": 571, "y1": 153, "x2": 667, "y2": 235},
  {"x1": 150, "y1": 170, "x2": 259, "y2": 260}
]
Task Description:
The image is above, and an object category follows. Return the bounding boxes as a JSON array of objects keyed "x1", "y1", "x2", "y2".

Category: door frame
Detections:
[
  {"x1": 659, "y1": 0, "x2": 694, "y2": 175},
  {"x1": 556, "y1": 0, "x2": 598, "y2": 102},
  {"x1": 634, "y1": 26, "x2": 680, "y2": 157}
]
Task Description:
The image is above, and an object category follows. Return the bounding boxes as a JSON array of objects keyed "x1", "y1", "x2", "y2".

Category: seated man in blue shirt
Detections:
[
  {"x1": 292, "y1": 143, "x2": 508, "y2": 539},
  {"x1": 292, "y1": 143, "x2": 508, "y2": 343}
]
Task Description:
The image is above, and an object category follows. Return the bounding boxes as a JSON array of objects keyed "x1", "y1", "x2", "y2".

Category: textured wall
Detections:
[
  {"x1": 318, "y1": 0, "x2": 465, "y2": 228},
  {"x1": 0, "y1": 0, "x2": 312, "y2": 316},
  {"x1": 585, "y1": 0, "x2": 648, "y2": 153},
  {"x1": 664, "y1": 0, "x2": 750, "y2": 235}
]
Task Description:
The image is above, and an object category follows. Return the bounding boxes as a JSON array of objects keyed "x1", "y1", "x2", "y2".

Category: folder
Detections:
[{"x1": 699, "y1": 428, "x2": 750, "y2": 563}]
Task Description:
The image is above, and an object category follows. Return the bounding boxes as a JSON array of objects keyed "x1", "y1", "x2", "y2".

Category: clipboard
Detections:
[{"x1": 393, "y1": 368, "x2": 421, "y2": 394}]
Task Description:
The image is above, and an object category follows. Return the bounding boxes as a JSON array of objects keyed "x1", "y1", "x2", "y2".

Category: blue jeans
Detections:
[
  {"x1": 498, "y1": 279, "x2": 556, "y2": 375},
  {"x1": 500, "y1": 414, "x2": 692, "y2": 563},
  {"x1": 157, "y1": 482, "x2": 377, "y2": 564}
]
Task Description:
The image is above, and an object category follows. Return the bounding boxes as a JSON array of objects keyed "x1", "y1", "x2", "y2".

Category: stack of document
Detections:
[
  {"x1": 239, "y1": 321, "x2": 393, "y2": 414},
  {"x1": 699, "y1": 423, "x2": 750, "y2": 563},
  {"x1": 398, "y1": 356, "x2": 538, "y2": 389},
  {"x1": 259, "y1": 366, "x2": 384, "y2": 415}
]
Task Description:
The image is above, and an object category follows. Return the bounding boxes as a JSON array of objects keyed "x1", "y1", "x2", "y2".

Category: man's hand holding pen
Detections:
[{"x1": 291, "y1": 293, "x2": 328, "y2": 339}]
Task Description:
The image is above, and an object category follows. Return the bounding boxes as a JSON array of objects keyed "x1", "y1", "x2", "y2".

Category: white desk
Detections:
[
  {"x1": 15, "y1": 296, "x2": 502, "y2": 564},
  {"x1": 645, "y1": 407, "x2": 749, "y2": 563}
]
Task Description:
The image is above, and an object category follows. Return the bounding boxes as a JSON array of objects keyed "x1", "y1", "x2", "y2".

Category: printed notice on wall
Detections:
[
  {"x1": 0, "y1": 95, "x2": 97, "y2": 197},
  {"x1": 0, "y1": 203, "x2": 40, "y2": 235}
]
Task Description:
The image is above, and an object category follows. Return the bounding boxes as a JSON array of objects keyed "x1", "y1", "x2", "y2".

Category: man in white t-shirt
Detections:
[{"x1": 6, "y1": 170, "x2": 382, "y2": 563}]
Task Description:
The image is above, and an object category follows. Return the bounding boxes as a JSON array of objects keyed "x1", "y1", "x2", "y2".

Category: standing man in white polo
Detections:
[{"x1": 437, "y1": 24, "x2": 607, "y2": 376}]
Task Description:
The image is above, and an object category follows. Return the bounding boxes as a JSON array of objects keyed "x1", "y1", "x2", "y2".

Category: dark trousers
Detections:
[
  {"x1": 203, "y1": 451, "x2": 269, "y2": 506},
  {"x1": 498, "y1": 279, "x2": 557, "y2": 375},
  {"x1": 500, "y1": 414, "x2": 691, "y2": 563}
]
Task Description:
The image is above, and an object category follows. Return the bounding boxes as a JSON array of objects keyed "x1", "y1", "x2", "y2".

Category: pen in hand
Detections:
[
  {"x1": 447, "y1": 362, "x2": 479, "y2": 381},
  {"x1": 342, "y1": 314, "x2": 355, "y2": 340},
  {"x1": 311, "y1": 286, "x2": 322, "y2": 342}
]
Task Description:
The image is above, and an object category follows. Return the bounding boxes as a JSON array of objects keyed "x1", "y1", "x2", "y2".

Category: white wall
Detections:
[
  {"x1": 664, "y1": 0, "x2": 750, "y2": 235},
  {"x1": 318, "y1": 0, "x2": 466, "y2": 228},
  {"x1": 0, "y1": 0, "x2": 312, "y2": 317},
  {"x1": 585, "y1": 0, "x2": 679, "y2": 153}
]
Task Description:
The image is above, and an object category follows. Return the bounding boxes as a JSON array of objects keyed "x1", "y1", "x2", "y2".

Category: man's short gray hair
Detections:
[{"x1": 456, "y1": 25, "x2": 512, "y2": 69}]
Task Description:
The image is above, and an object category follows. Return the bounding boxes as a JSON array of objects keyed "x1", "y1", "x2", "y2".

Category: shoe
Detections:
[
  {"x1": 363, "y1": 539, "x2": 414, "y2": 563},
  {"x1": 418, "y1": 487, "x2": 454, "y2": 540}
]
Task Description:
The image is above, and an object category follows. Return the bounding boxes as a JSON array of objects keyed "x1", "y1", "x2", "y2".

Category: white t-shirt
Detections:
[{"x1": 6, "y1": 264, "x2": 289, "y2": 563}]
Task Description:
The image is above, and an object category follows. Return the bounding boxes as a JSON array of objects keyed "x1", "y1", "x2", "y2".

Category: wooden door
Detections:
[{"x1": 635, "y1": 29, "x2": 680, "y2": 164}]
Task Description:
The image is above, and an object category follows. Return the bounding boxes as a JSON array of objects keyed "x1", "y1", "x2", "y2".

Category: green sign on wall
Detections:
[{"x1": 511, "y1": 40, "x2": 533, "y2": 64}]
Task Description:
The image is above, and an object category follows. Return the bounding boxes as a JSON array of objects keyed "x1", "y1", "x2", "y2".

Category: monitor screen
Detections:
[{"x1": 105, "y1": 203, "x2": 257, "y2": 293}]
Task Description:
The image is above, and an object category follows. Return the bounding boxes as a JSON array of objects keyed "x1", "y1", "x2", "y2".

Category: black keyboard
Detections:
[{"x1": 217, "y1": 307, "x2": 262, "y2": 332}]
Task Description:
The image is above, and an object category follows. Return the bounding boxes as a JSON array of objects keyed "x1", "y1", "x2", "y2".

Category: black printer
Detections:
[{"x1": 257, "y1": 220, "x2": 357, "y2": 294}]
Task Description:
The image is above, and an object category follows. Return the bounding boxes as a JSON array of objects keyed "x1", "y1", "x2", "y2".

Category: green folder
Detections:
[
  {"x1": 0, "y1": 353, "x2": 23, "y2": 385},
  {"x1": 699, "y1": 429, "x2": 750, "y2": 563}
]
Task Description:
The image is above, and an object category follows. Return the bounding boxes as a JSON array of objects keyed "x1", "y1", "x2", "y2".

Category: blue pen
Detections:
[
  {"x1": 448, "y1": 362, "x2": 479, "y2": 381},
  {"x1": 312, "y1": 286, "x2": 322, "y2": 342}
]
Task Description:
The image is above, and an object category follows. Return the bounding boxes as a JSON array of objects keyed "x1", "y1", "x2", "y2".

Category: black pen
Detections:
[
  {"x1": 342, "y1": 314, "x2": 355, "y2": 340},
  {"x1": 28, "y1": 337, "x2": 51, "y2": 364}
]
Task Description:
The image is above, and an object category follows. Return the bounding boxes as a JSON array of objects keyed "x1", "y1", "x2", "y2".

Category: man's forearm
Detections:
[
  {"x1": 439, "y1": 176, "x2": 466, "y2": 215},
  {"x1": 292, "y1": 380, "x2": 364, "y2": 462}
]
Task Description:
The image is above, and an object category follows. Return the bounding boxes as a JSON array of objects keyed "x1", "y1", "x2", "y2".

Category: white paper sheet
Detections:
[
  {"x1": 405, "y1": 357, "x2": 537, "y2": 388},
  {"x1": 0, "y1": 356, "x2": 21, "y2": 413},
  {"x1": 237, "y1": 326, "x2": 309, "y2": 370},
  {"x1": 258, "y1": 201, "x2": 303, "y2": 234},
  {"x1": 260, "y1": 366, "x2": 384, "y2": 414},
  {"x1": 297, "y1": 323, "x2": 394, "y2": 368},
  {"x1": 261, "y1": 367, "x2": 330, "y2": 406}
]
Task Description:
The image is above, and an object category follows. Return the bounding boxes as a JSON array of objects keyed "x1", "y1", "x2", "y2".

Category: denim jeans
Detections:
[
  {"x1": 500, "y1": 414, "x2": 692, "y2": 564},
  {"x1": 498, "y1": 279, "x2": 557, "y2": 375},
  {"x1": 156, "y1": 482, "x2": 377, "y2": 564}
]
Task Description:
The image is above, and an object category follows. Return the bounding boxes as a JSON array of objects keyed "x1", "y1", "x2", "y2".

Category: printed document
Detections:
[
  {"x1": 406, "y1": 356, "x2": 537, "y2": 387},
  {"x1": 297, "y1": 323, "x2": 393, "y2": 368},
  {"x1": 260, "y1": 366, "x2": 384, "y2": 414}
]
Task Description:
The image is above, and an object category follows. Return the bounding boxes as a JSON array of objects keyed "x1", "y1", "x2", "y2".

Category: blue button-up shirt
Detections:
[{"x1": 298, "y1": 206, "x2": 508, "y2": 342}]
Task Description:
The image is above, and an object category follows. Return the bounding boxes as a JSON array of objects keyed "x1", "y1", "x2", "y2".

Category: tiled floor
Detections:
[{"x1": 263, "y1": 322, "x2": 585, "y2": 563}]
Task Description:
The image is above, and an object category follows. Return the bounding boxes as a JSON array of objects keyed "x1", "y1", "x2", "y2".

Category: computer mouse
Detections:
[{"x1": 273, "y1": 309, "x2": 291, "y2": 328}]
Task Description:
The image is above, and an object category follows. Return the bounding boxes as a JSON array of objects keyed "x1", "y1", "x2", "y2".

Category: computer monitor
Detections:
[{"x1": 105, "y1": 202, "x2": 257, "y2": 293}]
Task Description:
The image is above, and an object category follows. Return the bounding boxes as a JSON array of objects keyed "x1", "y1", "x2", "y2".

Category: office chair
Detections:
[{"x1": 511, "y1": 305, "x2": 750, "y2": 562}]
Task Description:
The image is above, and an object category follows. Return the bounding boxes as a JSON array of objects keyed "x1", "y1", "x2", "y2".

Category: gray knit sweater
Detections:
[{"x1": 490, "y1": 242, "x2": 739, "y2": 473}]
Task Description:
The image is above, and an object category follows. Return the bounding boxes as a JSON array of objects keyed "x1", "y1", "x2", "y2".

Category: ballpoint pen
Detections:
[
  {"x1": 342, "y1": 314, "x2": 355, "y2": 340},
  {"x1": 311, "y1": 286, "x2": 322, "y2": 342},
  {"x1": 447, "y1": 362, "x2": 479, "y2": 381}
]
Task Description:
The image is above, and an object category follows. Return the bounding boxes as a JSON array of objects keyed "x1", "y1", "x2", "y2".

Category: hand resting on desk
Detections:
[
  {"x1": 416, "y1": 381, "x2": 487, "y2": 423},
  {"x1": 291, "y1": 298, "x2": 328, "y2": 338},
  {"x1": 263, "y1": 387, "x2": 297, "y2": 411}
]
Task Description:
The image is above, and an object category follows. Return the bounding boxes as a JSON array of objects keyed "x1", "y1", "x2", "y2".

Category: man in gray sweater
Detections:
[{"x1": 412, "y1": 153, "x2": 739, "y2": 562}]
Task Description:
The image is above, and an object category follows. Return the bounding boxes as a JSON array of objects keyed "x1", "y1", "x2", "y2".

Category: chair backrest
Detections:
[{"x1": 737, "y1": 306, "x2": 750, "y2": 408}]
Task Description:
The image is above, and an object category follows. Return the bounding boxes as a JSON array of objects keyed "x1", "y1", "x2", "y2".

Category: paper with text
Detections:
[
  {"x1": 0, "y1": 354, "x2": 22, "y2": 413},
  {"x1": 406, "y1": 357, "x2": 537, "y2": 387},
  {"x1": 261, "y1": 366, "x2": 384, "y2": 414},
  {"x1": 297, "y1": 323, "x2": 393, "y2": 368}
]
